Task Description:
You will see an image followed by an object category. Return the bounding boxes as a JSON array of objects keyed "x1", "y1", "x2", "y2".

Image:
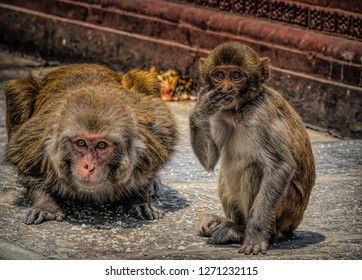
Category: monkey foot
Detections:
[
  {"x1": 128, "y1": 203, "x2": 165, "y2": 220},
  {"x1": 238, "y1": 241, "x2": 268, "y2": 255},
  {"x1": 198, "y1": 213, "x2": 225, "y2": 237},
  {"x1": 211, "y1": 221, "x2": 244, "y2": 244},
  {"x1": 25, "y1": 208, "x2": 65, "y2": 225}
]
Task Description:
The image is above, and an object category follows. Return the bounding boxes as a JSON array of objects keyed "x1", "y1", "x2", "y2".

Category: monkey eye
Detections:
[
  {"x1": 214, "y1": 71, "x2": 225, "y2": 80},
  {"x1": 76, "y1": 140, "x2": 87, "y2": 148},
  {"x1": 231, "y1": 71, "x2": 243, "y2": 80},
  {"x1": 97, "y1": 141, "x2": 108, "y2": 150}
]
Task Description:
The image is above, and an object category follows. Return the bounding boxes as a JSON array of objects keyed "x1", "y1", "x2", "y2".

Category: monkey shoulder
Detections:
[
  {"x1": 136, "y1": 95, "x2": 176, "y2": 130},
  {"x1": 261, "y1": 87, "x2": 301, "y2": 121},
  {"x1": 130, "y1": 95, "x2": 178, "y2": 167}
]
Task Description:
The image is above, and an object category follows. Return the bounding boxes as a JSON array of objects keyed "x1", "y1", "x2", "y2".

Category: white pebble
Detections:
[
  {"x1": 71, "y1": 226, "x2": 81, "y2": 231},
  {"x1": 178, "y1": 246, "x2": 186, "y2": 251}
]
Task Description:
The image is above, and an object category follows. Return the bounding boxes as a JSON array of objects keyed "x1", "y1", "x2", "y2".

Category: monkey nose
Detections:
[
  {"x1": 226, "y1": 85, "x2": 233, "y2": 91},
  {"x1": 84, "y1": 164, "x2": 96, "y2": 173}
]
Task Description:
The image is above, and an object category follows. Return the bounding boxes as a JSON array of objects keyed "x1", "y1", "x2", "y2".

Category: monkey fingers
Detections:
[
  {"x1": 200, "y1": 90, "x2": 235, "y2": 116},
  {"x1": 25, "y1": 208, "x2": 65, "y2": 225},
  {"x1": 128, "y1": 202, "x2": 165, "y2": 220},
  {"x1": 148, "y1": 203, "x2": 165, "y2": 219},
  {"x1": 238, "y1": 240, "x2": 268, "y2": 255}
]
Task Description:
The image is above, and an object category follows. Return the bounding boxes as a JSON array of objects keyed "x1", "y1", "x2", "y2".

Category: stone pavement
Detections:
[{"x1": 0, "y1": 50, "x2": 361, "y2": 260}]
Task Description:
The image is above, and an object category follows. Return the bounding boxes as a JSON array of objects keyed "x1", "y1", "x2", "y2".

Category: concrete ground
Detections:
[{"x1": 0, "y1": 49, "x2": 361, "y2": 260}]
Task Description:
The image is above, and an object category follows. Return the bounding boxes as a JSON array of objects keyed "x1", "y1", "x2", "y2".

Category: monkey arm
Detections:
[
  {"x1": 189, "y1": 110, "x2": 220, "y2": 171},
  {"x1": 240, "y1": 156, "x2": 296, "y2": 255},
  {"x1": 189, "y1": 87, "x2": 238, "y2": 171}
]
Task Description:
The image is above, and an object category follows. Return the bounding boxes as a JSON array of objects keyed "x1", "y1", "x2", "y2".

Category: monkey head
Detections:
[
  {"x1": 199, "y1": 42, "x2": 270, "y2": 108},
  {"x1": 46, "y1": 85, "x2": 139, "y2": 199}
]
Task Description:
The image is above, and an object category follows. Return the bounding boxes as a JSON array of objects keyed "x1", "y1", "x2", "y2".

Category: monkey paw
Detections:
[
  {"x1": 25, "y1": 208, "x2": 65, "y2": 225},
  {"x1": 199, "y1": 88, "x2": 235, "y2": 116},
  {"x1": 128, "y1": 203, "x2": 165, "y2": 220},
  {"x1": 211, "y1": 221, "x2": 244, "y2": 244},
  {"x1": 238, "y1": 241, "x2": 268, "y2": 255},
  {"x1": 198, "y1": 213, "x2": 224, "y2": 237}
]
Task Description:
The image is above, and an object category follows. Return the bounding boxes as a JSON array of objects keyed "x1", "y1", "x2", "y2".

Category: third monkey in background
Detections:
[{"x1": 189, "y1": 42, "x2": 316, "y2": 255}]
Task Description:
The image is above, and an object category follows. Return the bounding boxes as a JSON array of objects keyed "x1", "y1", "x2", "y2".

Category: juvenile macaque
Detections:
[
  {"x1": 190, "y1": 42, "x2": 316, "y2": 254},
  {"x1": 5, "y1": 64, "x2": 178, "y2": 224}
]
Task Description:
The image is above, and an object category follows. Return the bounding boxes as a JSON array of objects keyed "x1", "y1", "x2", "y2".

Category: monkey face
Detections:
[
  {"x1": 68, "y1": 131, "x2": 116, "y2": 190},
  {"x1": 210, "y1": 65, "x2": 246, "y2": 92}
]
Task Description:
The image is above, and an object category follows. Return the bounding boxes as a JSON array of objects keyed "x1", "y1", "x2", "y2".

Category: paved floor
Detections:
[{"x1": 0, "y1": 50, "x2": 361, "y2": 259}]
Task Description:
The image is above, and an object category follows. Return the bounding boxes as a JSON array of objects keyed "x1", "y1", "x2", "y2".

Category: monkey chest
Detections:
[{"x1": 212, "y1": 117, "x2": 261, "y2": 160}]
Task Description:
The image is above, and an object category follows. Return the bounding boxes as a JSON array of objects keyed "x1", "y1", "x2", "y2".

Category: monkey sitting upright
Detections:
[
  {"x1": 4, "y1": 64, "x2": 178, "y2": 224},
  {"x1": 189, "y1": 42, "x2": 316, "y2": 255}
]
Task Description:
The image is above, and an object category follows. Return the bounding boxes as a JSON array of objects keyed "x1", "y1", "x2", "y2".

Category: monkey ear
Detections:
[{"x1": 259, "y1": 57, "x2": 270, "y2": 82}]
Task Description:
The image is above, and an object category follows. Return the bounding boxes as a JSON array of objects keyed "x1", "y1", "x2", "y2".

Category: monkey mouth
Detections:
[
  {"x1": 223, "y1": 97, "x2": 240, "y2": 110},
  {"x1": 75, "y1": 178, "x2": 100, "y2": 189}
]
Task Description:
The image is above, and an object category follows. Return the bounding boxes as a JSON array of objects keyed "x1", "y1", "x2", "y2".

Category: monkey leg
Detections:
[
  {"x1": 276, "y1": 181, "x2": 309, "y2": 235},
  {"x1": 25, "y1": 188, "x2": 65, "y2": 225},
  {"x1": 204, "y1": 171, "x2": 245, "y2": 243}
]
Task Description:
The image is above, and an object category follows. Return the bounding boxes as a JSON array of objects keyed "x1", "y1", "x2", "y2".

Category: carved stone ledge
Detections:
[{"x1": 173, "y1": 0, "x2": 362, "y2": 40}]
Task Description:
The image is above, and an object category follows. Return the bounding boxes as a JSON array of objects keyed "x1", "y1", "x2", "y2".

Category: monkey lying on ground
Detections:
[
  {"x1": 189, "y1": 42, "x2": 316, "y2": 255},
  {"x1": 4, "y1": 64, "x2": 178, "y2": 224}
]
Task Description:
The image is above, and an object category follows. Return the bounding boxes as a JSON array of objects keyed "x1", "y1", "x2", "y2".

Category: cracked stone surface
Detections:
[{"x1": 0, "y1": 50, "x2": 361, "y2": 260}]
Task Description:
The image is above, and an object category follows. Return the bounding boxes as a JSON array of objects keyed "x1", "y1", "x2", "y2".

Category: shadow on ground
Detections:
[
  {"x1": 204, "y1": 230, "x2": 326, "y2": 251},
  {"x1": 14, "y1": 184, "x2": 189, "y2": 229}
]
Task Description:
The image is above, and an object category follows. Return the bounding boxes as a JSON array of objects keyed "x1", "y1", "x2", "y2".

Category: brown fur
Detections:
[
  {"x1": 190, "y1": 42, "x2": 315, "y2": 254},
  {"x1": 121, "y1": 69, "x2": 160, "y2": 97},
  {"x1": 4, "y1": 64, "x2": 178, "y2": 224}
]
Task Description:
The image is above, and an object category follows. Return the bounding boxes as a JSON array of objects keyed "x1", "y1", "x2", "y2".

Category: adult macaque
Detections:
[
  {"x1": 190, "y1": 42, "x2": 316, "y2": 255},
  {"x1": 5, "y1": 64, "x2": 178, "y2": 224}
]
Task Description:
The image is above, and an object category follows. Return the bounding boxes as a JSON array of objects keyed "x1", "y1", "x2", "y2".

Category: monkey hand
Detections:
[
  {"x1": 238, "y1": 238, "x2": 268, "y2": 255},
  {"x1": 196, "y1": 87, "x2": 237, "y2": 116},
  {"x1": 25, "y1": 207, "x2": 65, "y2": 225},
  {"x1": 128, "y1": 202, "x2": 165, "y2": 220}
]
